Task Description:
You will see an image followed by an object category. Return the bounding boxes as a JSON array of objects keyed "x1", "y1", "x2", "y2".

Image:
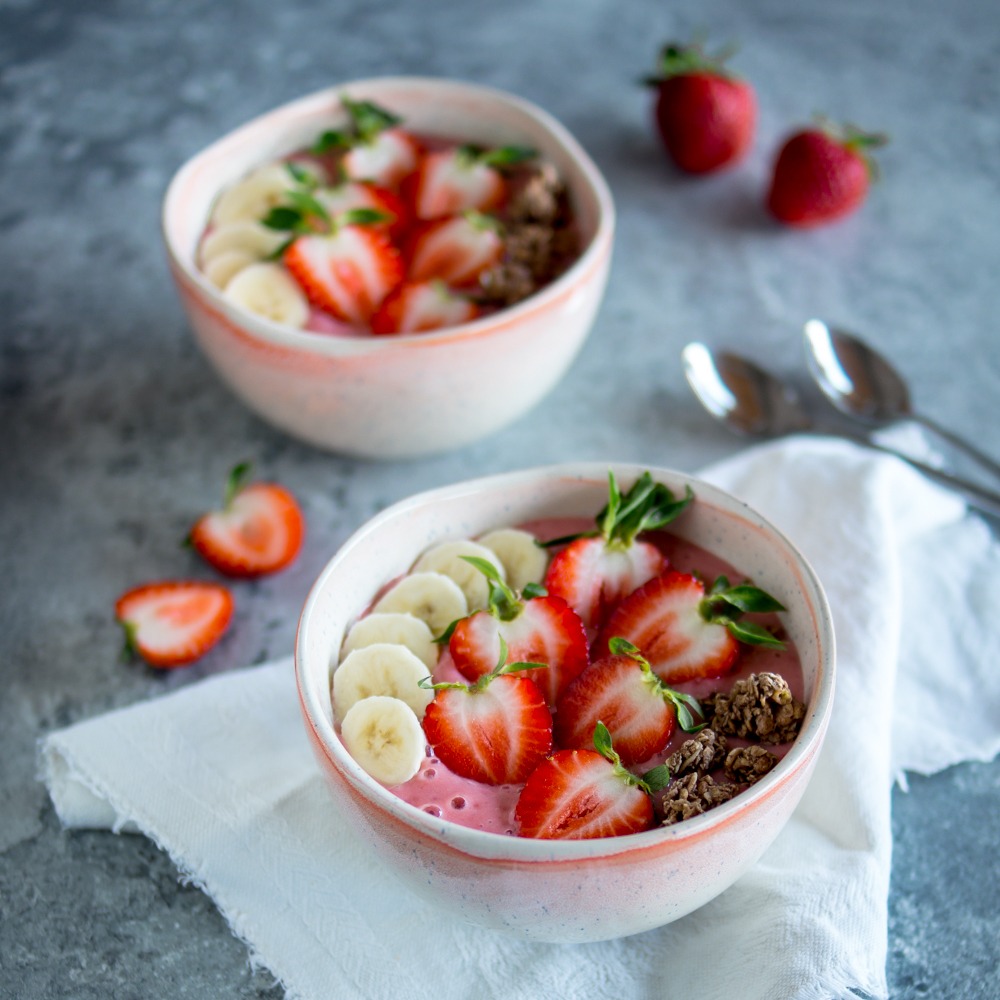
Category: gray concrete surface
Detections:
[{"x1": 2, "y1": 0, "x2": 999, "y2": 996}]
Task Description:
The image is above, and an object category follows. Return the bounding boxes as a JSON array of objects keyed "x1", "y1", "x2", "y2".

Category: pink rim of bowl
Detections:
[
  {"x1": 162, "y1": 78, "x2": 615, "y2": 459},
  {"x1": 295, "y1": 462, "x2": 836, "y2": 943}
]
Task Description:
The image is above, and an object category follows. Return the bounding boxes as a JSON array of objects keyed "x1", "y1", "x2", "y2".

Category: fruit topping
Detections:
[
  {"x1": 543, "y1": 471, "x2": 692, "y2": 630},
  {"x1": 703, "y1": 671, "x2": 806, "y2": 745},
  {"x1": 315, "y1": 181, "x2": 410, "y2": 242},
  {"x1": 660, "y1": 772, "x2": 739, "y2": 826},
  {"x1": 446, "y1": 556, "x2": 589, "y2": 707},
  {"x1": 115, "y1": 581, "x2": 233, "y2": 669},
  {"x1": 373, "y1": 572, "x2": 468, "y2": 637},
  {"x1": 766, "y1": 119, "x2": 888, "y2": 228},
  {"x1": 643, "y1": 39, "x2": 757, "y2": 175},
  {"x1": 664, "y1": 728, "x2": 728, "y2": 778},
  {"x1": 421, "y1": 637, "x2": 553, "y2": 784},
  {"x1": 724, "y1": 745, "x2": 779, "y2": 784},
  {"x1": 223, "y1": 262, "x2": 311, "y2": 327},
  {"x1": 553, "y1": 637, "x2": 704, "y2": 765},
  {"x1": 211, "y1": 162, "x2": 318, "y2": 227},
  {"x1": 340, "y1": 612, "x2": 437, "y2": 669},
  {"x1": 370, "y1": 280, "x2": 479, "y2": 335},
  {"x1": 515, "y1": 722, "x2": 669, "y2": 840},
  {"x1": 411, "y1": 540, "x2": 506, "y2": 612},
  {"x1": 333, "y1": 643, "x2": 433, "y2": 722},
  {"x1": 406, "y1": 212, "x2": 504, "y2": 286},
  {"x1": 188, "y1": 462, "x2": 304, "y2": 578},
  {"x1": 341, "y1": 695, "x2": 425, "y2": 786},
  {"x1": 476, "y1": 528, "x2": 549, "y2": 593}
]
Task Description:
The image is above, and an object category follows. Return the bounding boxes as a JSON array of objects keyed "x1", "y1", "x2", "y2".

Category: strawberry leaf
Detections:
[
  {"x1": 597, "y1": 472, "x2": 694, "y2": 548},
  {"x1": 644, "y1": 38, "x2": 740, "y2": 86},
  {"x1": 343, "y1": 97, "x2": 402, "y2": 142},
  {"x1": 460, "y1": 555, "x2": 522, "y2": 621},
  {"x1": 480, "y1": 145, "x2": 537, "y2": 167},
  {"x1": 640, "y1": 764, "x2": 671, "y2": 792},
  {"x1": 608, "y1": 636, "x2": 644, "y2": 660},
  {"x1": 539, "y1": 529, "x2": 599, "y2": 548},
  {"x1": 725, "y1": 620, "x2": 786, "y2": 649},
  {"x1": 708, "y1": 574, "x2": 731, "y2": 596},
  {"x1": 521, "y1": 582, "x2": 548, "y2": 599},
  {"x1": 224, "y1": 461, "x2": 254, "y2": 507},
  {"x1": 719, "y1": 584, "x2": 786, "y2": 614},
  {"x1": 286, "y1": 190, "x2": 331, "y2": 226},
  {"x1": 418, "y1": 674, "x2": 468, "y2": 693},
  {"x1": 261, "y1": 206, "x2": 304, "y2": 231},
  {"x1": 661, "y1": 687, "x2": 706, "y2": 733},
  {"x1": 339, "y1": 207, "x2": 390, "y2": 228},
  {"x1": 592, "y1": 720, "x2": 616, "y2": 761},
  {"x1": 118, "y1": 620, "x2": 139, "y2": 662},
  {"x1": 312, "y1": 129, "x2": 353, "y2": 154},
  {"x1": 432, "y1": 618, "x2": 462, "y2": 644},
  {"x1": 285, "y1": 160, "x2": 320, "y2": 190}
]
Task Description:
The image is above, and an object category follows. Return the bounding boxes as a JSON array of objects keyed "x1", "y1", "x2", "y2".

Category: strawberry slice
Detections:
[
  {"x1": 318, "y1": 181, "x2": 410, "y2": 242},
  {"x1": 284, "y1": 209, "x2": 403, "y2": 324},
  {"x1": 597, "y1": 571, "x2": 786, "y2": 684},
  {"x1": 115, "y1": 581, "x2": 233, "y2": 668},
  {"x1": 515, "y1": 722, "x2": 668, "y2": 839},
  {"x1": 189, "y1": 462, "x2": 304, "y2": 578},
  {"x1": 543, "y1": 471, "x2": 693, "y2": 630},
  {"x1": 410, "y1": 144, "x2": 535, "y2": 220},
  {"x1": 446, "y1": 556, "x2": 589, "y2": 706},
  {"x1": 422, "y1": 637, "x2": 553, "y2": 784},
  {"x1": 554, "y1": 638, "x2": 705, "y2": 765},
  {"x1": 370, "y1": 280, "x2": 480, "y2": 335},
  {"x1": 406, "y1": 213, "x2": 504, "y2": 287}
]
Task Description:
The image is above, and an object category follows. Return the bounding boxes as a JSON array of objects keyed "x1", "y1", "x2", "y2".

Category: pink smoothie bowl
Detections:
[
  {"x1": 161, "y1": 78, "x2": 615, "y2": 459},
  {"x1": 294, "y1": 463, "x2": 836, "y2": 943}
]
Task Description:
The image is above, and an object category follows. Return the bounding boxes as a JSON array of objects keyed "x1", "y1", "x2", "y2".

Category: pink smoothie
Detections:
[{"x1": 351, "y1": 517, "x2": 805, "y2": 836}]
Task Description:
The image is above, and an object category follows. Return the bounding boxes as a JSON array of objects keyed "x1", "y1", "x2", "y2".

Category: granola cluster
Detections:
[
  {"x1": 665, "y1": 728, "x2": 728, "y2": 778},
  {"x1": 704, "y1": 671, "x2": 806, "y2": 745},
  {"x1": 661, "y1": 772, "x2": 740, "y2": 826},
  {"x1": 724, "y1": 745, "x2": 779, "y2": 784}
]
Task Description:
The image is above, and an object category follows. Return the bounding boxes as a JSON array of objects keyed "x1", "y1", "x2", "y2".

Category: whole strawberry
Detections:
[
  {"x1": 644, "y1": 40, "x2": 756, "y2": 174},
  {"x1": 767, "y1": 120, "x2": 888, "y2": 227}
]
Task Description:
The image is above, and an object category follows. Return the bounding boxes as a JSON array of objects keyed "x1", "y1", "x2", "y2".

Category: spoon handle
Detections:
[{"x1": 911, "y1": 413, "x2": 1000, "y2": 483}]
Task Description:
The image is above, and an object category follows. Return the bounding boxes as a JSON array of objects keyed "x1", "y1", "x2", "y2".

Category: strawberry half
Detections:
[
  {"x1": 283, "y1": 209, "x2": 403, "y2": 324},
  {"x1": 370, "y1": 280, "x2": 479, "y2": 335},
  {"x1": 422, "y1": 637, "x2": 553, "y2": 784},
  {"x1": 597, "y1": 570, "x2": 786, "y2": 684},
  {"x1": 318, "y1": 181, "x2": 410, "y2": 242},
  {"x1": 410, "y1": 144, "x2": 535, "y2": 221},
  {"x1": 406, "y1": 212, "x2": 504, "y2": 287},
  {"x1": 515, "y1": 722, "x2": 668, "y2": 839},
  {"x1": 115, "y1": 581, "x2": 233, "y2": 668},
  {"x1": 189, "y1": 462, "x2": 304, "y2": 578},
  {"x1": 555, "y1": 638, "x2": 705, "y2": 765},
  {"x1": 446, "y1": 556, "x2": 589, "y2": 706},
  {"x1": 543, "y1": 471, "x2": 693, "y2": 630}
]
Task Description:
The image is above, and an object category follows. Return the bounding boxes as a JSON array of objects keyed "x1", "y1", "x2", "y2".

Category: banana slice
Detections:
[
  {"x1": 203, "y1": 249, "x2": 256, "y2": 290},
  {"x1": 340, "y1": 613, "x2": 437, "y2": 669},
  {"x1": 340, "y1": 696, "x2": 424, "y2": 786},
  {"x1": 211, "y1": 163, "x2": 299, "y2": 226},
  {"x1": 373, "y1": 572, "x2": 468, "y2": 636},
  {"x1": 477, "y1": 529, "x2": 549, "y2": 594},
  {"x1": 412, "y1": 541, "x2": 505, "y2": 611},
  {"x1": 200, "y1": 222, "x2": 287, "y2": 266},
  {"x1": 333, "y1": 643, "x2": 433, "y2": 721},
  {"x1": 224, "y1": 262, "x2": 309, "y2": 328}
]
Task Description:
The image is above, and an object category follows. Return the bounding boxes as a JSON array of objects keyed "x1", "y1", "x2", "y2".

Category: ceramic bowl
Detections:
[
  {"x1": 162, "y1": 78, "x2": 614, "y2": 459},
  {"x1": 295, "y1": 463, "x2": 835, "y2": 943}
]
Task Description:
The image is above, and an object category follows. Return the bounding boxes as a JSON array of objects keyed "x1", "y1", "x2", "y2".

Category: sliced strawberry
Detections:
[
  {"x1": 370, "y1": 280, "x2": 479, "y2": 335},
  {"x1": 284, "y1": 219, "x2": 403, "y2": 324},
  {"x1": 597, "y1": 570, "x2": 787, "y2": 684},
  {"x1": 411, "y1": 145, "x2": 532, "y2": 220},
  {"x1": 189, "y1": 462, "x2": 304, "y2": 578},
  {"x1": 318, "y1": 181, "x2": 410, "y2": 242},
  {"x1": 515, "y1": 723, "x2": 667, "y2": 839},
  {"x1": 422, "y1": 638, "x2": 553, "y2": 784},
  {"x1": 115, "y1": 581, "x2": 233, "y2": 668},
  {"x1": 406, "y1": 213, "x2": 503, "y2": 287},
  {"x1": 342, "y1": 128, "x2": 421, "y2": 191}
]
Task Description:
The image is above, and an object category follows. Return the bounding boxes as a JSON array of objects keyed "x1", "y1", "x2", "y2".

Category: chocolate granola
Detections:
[
  {"x1": 724, "y1": 745, "x2": 779, "y2": 784},
  {"x1": 665, "y1": 728, "x2": 728, "y2": 778},
  {"x1": 661, "y1": 773, "x2": 740, "y2": 826},
  {"x1": 705, "y1": 672, "x2": 806, "y2": 745}
]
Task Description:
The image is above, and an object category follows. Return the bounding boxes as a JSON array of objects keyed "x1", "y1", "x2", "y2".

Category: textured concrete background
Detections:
[{"x1": 2, "y1": 0, "x2": 999, "y2": 996}]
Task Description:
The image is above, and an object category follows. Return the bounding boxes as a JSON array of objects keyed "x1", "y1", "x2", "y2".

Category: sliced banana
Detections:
[
  {"x1": 412, "y1": 541, "x2": 506, "y2": 611},
  {"x1": 200, "y1": 221, "x2": 287, "y2": 266},
  {"x1": 224, "y1": 262, "x2": 309, "y2": 328},
  {"x1": 341, "y1": 696, "x2": 424, "y2": 786},
  {"x1": 203, "y1": 249, "x2": 256, "y2": 290},
  {"x1": 373, "y1": 572, "x2": 468, "y2": 636},
  {"x1": 478, "y1": 529, "x2": 549, "y2": 594},
  {"x1": 340, "y1": 613, "x2": 437, "y2": 670},
  {"x1": 333, "y1": 643, "x2": 433, "y2": 722},
  {"x1": 211, "y1": 163, "x2": 299, "y2": 226}
]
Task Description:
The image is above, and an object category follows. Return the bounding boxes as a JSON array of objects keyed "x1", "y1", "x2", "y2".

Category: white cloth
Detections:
[{"x1": 42, "y1": 437, "x2": 1000, "y2": 1000}]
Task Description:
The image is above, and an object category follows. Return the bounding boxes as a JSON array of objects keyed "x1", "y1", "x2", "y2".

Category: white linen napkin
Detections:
[{"x1": 42, "y1": 437, "x2": 1000, "y2": 1000}]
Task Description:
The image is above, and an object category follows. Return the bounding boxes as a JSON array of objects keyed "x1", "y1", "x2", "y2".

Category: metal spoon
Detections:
[
  {"x1": 804, "y1": 319, "x2": 1000, "y2": 482},
  {"x1": 682, "y1": 341, "x2": 1000, "y2": 518}
]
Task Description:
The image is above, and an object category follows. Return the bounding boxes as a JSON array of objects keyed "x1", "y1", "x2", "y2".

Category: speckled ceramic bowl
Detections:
[
  {"x1": 162, "y1": 78, "x2": 614, "y2": 459},
  {"x1": 295, "y1": 463, "x2": 835, "y2": 943}
]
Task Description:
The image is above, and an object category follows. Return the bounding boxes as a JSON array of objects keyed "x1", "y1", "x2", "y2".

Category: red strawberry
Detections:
[
  {"x1": 645, "y1": 41, "x2": 756, "y2": 174},
  {"x1": 410, "y1": 145, "x2": 535, "y2": 220},
  {"x1": 597, "y1": 571, "x2": 786, "y2": 684},
  {"x1": 543, "y1": 471, "x2": 693, "y2": 630},
  {"x1": 284, "y1": 212, "x2": 403, "y2": 324},
  {"x1": 554, "y1": 638, "x2": 707, "y2": 765},
  {"x1": 115, "y1": 581, "x2": 233, "y2": 668},
  {"x1": 767, "y1": 121, "x2": 888, "y2": 227},
  {"x1": 406, "y1": 213, "x2": 504, "y2": 287},
  {"x1": 422, "y1": 637, "x2": 553, "y2": 784},
  {"x1": 446, "y1": 556, "x2": 589, "y2": 706},
  {"x1": 189, "y1": 462, "x2": 303, "y2": 578},
  {"x1": 370, "y1": 280, "x2": 480, "y2": 335},
  {"x1": 515, "y1": 722, "x2": 668, "y2": 839},
  {"x1": 318, "y1": 181, "x2": 410, "y2": 242}
]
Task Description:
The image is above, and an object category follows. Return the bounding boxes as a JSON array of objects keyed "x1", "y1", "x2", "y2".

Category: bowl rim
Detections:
[
  {"x1": 161, "y1": 76, "x2": 616, "y2": 356},
  {"x1": 295, "y1": 462, "x2": 836, "y2": 862}
]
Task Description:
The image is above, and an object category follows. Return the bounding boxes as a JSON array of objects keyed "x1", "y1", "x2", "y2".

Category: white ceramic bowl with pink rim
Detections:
[
  {"x1": 295, "y1": 462, "x2": 836, "y2": 943},
  {"x1": 161, "y1": 78, "x2": 614, "y2": 459}
]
